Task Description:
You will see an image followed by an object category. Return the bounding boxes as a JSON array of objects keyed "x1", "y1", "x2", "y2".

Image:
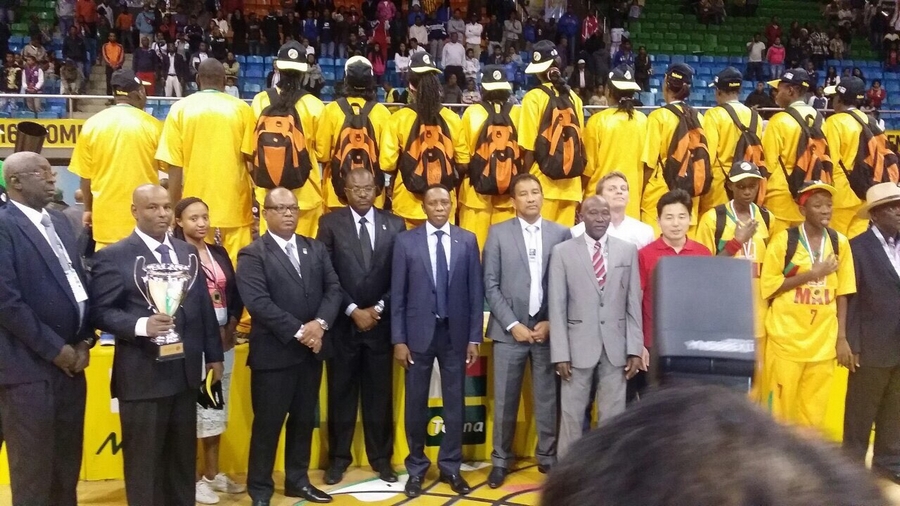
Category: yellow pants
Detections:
[
  {"x1": 457, "y1": 203, "x2": 516, "y2": 251},
  {"x1": 540, "y1": 199, "x2": 578, "y2": 227},
  {"x1": 831, "y1": 206, "x2": 868, "y2": 239},
  {"x1": 254, "y1": 187, "x2": 324, "y2": 238},
  {"x1": 766, "y1": 351, "x2": 835, "y2": 430},
  {"x1": 751, "y1": 334, "x2": 767, "y2": 403}
]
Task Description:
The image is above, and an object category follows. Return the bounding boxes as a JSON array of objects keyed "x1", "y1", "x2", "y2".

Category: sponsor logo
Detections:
[
  {"x1": 426, "y1": 405, "x2": 487, "y2": 446},
  {"x1": 684, "y1": 338, "x2": 754, "y2": 354}
]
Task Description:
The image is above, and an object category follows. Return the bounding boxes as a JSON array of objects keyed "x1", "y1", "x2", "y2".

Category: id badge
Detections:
[{"x1": 66, "y1": 269, "x2": 88, "y2": 303}]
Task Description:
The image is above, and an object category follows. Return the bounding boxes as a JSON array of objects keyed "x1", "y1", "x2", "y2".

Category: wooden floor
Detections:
[{"x1": 2, "y1": 460, "x2": 900, "y2": 505}]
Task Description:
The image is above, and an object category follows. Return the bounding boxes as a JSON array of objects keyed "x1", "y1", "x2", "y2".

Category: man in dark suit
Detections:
[
  {"x1": 237, "y1": 187, "x2": 342, "y2": 506},
  {"x1": 0, "y1": 152, "x2": 92, "y2": 506},
  {"x1": 483, "y1": 174, "x2": 570, "y2": 488},
  {"x1": 392, "y1": 184, "x2": 484, "y2": 498},
  {"x1": 844, "y1": 182, "x2": 900, "y2": 482},
  {"x1": 316, "y1": 169, "x2": 406, "y2": 485},
  {"x1": 89, "y1": 184, "x2": 224, "y2": 506}
]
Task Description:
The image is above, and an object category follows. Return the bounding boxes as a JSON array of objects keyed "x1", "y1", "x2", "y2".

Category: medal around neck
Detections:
[{"x1": 134, "y1": 254, "x2": 199, "y2": 361}]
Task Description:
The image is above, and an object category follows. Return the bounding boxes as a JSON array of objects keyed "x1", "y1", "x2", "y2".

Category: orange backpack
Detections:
[
  {"x1": 781, "y1": 108, "x2": 834, "y2": 197},
  {"x1": 397, "y1": 107, "x2": 459, "y2": 195},
  {"x1": 720, "y1": 103, "x2": 769, "y2": 205},
  {"x1": 469, "y1": 101, "x2": 521, "y2": 196},
  {"x1": 837, "y1": 110, "x2": 900, "y2": 199},
  {"x1": 535, "y1": 86, "x2": 585, "y2": 180},
  {"x1": 661, "y1": 103, "x2": 712, "y2": 197},
  {"x1": 251, "y1": 89, "x2": 313, "y2": 190},
  {"x1": 331, "y1": 98, "x2": 385, "y2": 199}
]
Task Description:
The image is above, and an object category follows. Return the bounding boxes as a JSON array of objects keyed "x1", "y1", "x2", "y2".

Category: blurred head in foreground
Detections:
[{"x1": 541, "y1": 385, "x2": 886, "y2": 506}]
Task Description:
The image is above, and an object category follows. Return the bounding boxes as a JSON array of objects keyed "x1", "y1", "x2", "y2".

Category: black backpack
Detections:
[
  {"x1": 712, "y1": 203, "x2": 771, "y2": 254},
  {"x1": 782, "y1": 226, "x2": 839, "y2": 276},
  {"x1": 719, "y1": 103, "x2": 769, "y2": 204}
]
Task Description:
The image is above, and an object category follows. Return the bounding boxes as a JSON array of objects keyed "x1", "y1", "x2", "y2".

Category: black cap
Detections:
[
  {"x1": 275, "y1": 41, "x2": 308, "y2": 72},
  {"x1": 481, "y1": 65, "x2": 512, "y2": 91},
  {"x1": 710, "y1": 66, "x2": 743, "y2": 90},
  {"x1": 666, "y1": 63, "x2": 694, "y2": 86},
  {"x1": 344, "y1": 55, "x2": 373, "y2": 88},
  {"x1": 727, "y1": 161, "x2": 764, "y2": 182},
  {"x1": 607, "y1": 64, "x2": 641, "y2": 91},
  {"x1": 409, "y1": 51, "x2": 440, "y2": 74},
  {"x1": 110, "y1": 69, "x2": 150, "y2": 95},
  {"x1": 525, "y1": 40, "x2": 560, "y2": 74},
  {"x1": 768, "y1": 68, "x2": 810, "y2": 89},
  {"x1": 824, "y1": 76, "x2": 866, "y2": 101}
]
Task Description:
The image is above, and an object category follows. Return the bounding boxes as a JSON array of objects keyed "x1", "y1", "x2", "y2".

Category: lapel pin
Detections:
[
  {"x1": 302, "y1": 248, "x2": 308, "y2": 255},
  {"x1": 382, "y1": 224, "x2": 387, "y2": 230}
]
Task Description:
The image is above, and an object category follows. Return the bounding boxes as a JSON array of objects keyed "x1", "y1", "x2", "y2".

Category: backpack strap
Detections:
[
  {"x1": 721, "y1": 102, "x2": 748, "y2": 131},
  {"x1": 759, "y1": 206, "x2": 771, "y2": 231},
  {"x1": 826, "y1": 227, "x2": 840, "y2": 256},
  {"x1": 713, "y1": 204, "x2": 727, "y2": 253},
  {"x1": 265, "y1": 87, "x2": 279, "y2": 108},
  {"x1": 784, "y1": 227, "x2": 800, "y2": 275}
]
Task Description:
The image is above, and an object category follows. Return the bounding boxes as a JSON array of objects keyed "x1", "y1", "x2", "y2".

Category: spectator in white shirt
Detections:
[
  {"x1": 409, "y1": 16, "x2": 428, "y2": 50},
  {"x1": 465, "y1": 14, "x2": 484, "y2": 58},
  {"x1": 461, "y1": 77, "x2": 481, "y2": 104},
  {"x1": 448, "y1": 9, "x2": 466, "y2": 40},
  {"x1": 395, "y1": 42, "x2": 411, "y2": 84},
  {"x1": 745, "y1": 34, "x2": 766, "y2": 82},
  {"x1": 504, "y1": 12, "x2": 523, "y2": 50},
  {"x1": 571, "y1": 171, "x2": 654, "y2": 248},
  {"x1": 464, "y1": 47, "x2": 480, "y2": 81},
  {"x1": 442, "y1": 32, "x2": 466, "y2": 85},
  {"x1": 409, "y1": 38, "x2": 426, "y2": 55},
  {"x1": 224, "y1": 76, "x2": 240, "y2": 98}
]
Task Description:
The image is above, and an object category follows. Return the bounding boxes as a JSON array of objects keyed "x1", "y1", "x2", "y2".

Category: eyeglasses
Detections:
[
  {"x1": 264, "y1": 205, "x2": 300, "y2": 215},
  {"x1": 17, "y1": 168, "x2": 55, "y2": 179},
  {"x1": 345, "y1": 186, "x2": 376, "y2": 196}
]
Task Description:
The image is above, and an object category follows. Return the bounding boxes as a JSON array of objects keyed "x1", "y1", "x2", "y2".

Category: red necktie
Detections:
[{"x1": 593, "y1": 241, "x2": 606, "y2": 289}]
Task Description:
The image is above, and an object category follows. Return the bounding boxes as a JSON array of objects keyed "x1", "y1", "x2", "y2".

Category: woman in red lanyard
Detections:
[{"x1": 173, "y1": 197, "x2": 246, "y2": 505}]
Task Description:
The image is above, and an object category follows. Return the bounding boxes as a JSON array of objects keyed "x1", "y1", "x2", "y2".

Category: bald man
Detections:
[
  {"x1": 89, "y1": 184, "x2": 224, "y2": 506},
  {"x1": 0, "y1": 152, "x2": 92, "y2": 506},
  {"x1": 236, "y1": 187, "x2": 342, "y2": 504}
]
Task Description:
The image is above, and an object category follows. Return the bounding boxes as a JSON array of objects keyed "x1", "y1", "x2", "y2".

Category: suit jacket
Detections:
[
  {"x1": 484, "y1": 217, "x2": 571, "y2": 342},
  {"x1": 391, "y1": 224, "x2": 484, "y2": 354},
  {"x1": 848, "y1": 227, "x2": 900, "y2": 367},
  {"x1": 160, "y1": 52, "x2": 188, "y2": 81},
  {"x1": 316, "y1": 207, "x2": 406, "y2": 347},
  {"x1": 235, "y1": 233, "x2": 342, "y2": 370},
  {"x1": 548, "y1": 234, "x2": 643, "y2": 369},
  {"x1": 0, "y1": 204, "x2": 91, "y2": 385},
  {"x1": 208, "y1": 243, "x2": 244, "y2": 323},
  {"x1": 568, "y1": 68, "x2": 595, "y2": 90},
  {"x1": 89, "y1": 232, "x2": 223, "y2": 401}
]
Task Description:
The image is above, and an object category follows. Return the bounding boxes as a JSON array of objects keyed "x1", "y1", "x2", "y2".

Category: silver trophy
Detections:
[{"x1": 134, "y1": 254, "x2": 199, "y2": 361}]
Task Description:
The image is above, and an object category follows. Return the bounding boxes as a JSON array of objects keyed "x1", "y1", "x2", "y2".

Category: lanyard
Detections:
[
  {"x1": 728, "y1": 201, "x2": 756, "y2": 259},
  {"x1": 799, "y1": 224, "x2": 826, "y2": 263}
]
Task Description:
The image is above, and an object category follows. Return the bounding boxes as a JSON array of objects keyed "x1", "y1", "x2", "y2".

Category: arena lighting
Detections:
[{"x1": 653, "y1": 256, "x2": 756, "y2": 392}]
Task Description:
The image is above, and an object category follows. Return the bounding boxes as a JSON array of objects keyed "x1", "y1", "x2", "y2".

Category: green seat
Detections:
[
  {"x1": 661, "y1": 43, "x2": 675, "y2": 52},
  {"x1": 646, "y1": 42, "x2": 660, "y2": 52},
  {"x1": 678, "y1": 33, "x2": 692, "y2": 42},
  {"x1": 37, "y1": 11, "x2": 54, "y2": 20},
  {"x1": 671, "y1": 13, "x2": 685, "y2": 21},
  {"x1": 673, "y1": 43, "x2": 688, "y2": 52},
  {"x1": 691, "y1": 33, "x2": 705, "y2": 42},
  {"x1": 688, "y1": 44, "x2": 702, "y2": 53},
  {"x1": 643, "y1": 21, "x2": 656, "y2": 31},
  {"x1": 630, "y1": 22, "x2": 642, "y2": 33},
  {"x1": 668, "y1": 22, "x2": 680, "y2": 30},
  {"x1": 663, "y1": 32, "x2": 678, "y2": 41},
  {"x1": 704, "y1": 35, "x2": 718, "y2": 46}
]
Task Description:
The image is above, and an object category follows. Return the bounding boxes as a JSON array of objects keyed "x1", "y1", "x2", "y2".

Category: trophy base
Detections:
[{"x1": 152, "y1": 332, "x2": 186, "y2": 361}]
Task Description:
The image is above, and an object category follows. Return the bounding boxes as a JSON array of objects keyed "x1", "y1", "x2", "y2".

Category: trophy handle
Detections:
[
  {"x1": 133, "y1": 256, "x2": 154, "y2": 311},
  {"x1": 187, "y1": 253, "x2": 200, "y2": 291}
]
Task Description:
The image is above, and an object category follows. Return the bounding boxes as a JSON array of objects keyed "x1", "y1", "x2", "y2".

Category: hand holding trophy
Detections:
[{"x1": 134, "y1": 253, "x2": 199, "y2": 361}]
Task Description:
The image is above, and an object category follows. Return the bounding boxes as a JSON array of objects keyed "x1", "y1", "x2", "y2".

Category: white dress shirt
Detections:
[
  {"x1": 571, "y1": 216, "x2": 655, "y2": 249},
  {"x1": 426, "y1": 221, "x2": 452, "y2": 285},
  {"x1": 345, "y1": 207, "x2": 377, "y2": 315},
  {"x1": 441, "y1": 41, "x2": 466, "y2": 67},
  {"x1": 873, "y1": 225, "x2": 900, "y2": 278},
  {"x1": 134, "y1": 227, "x2": 179, "y2": 337},
  {"x1": 583, "y1": 231, "x2": 609, "y2": 263},
  {"x1": 268, "y1": 231, "x2": 300, "y2": 274},
  {"x1": 506, "y1": 217, "x2": 544, "y2": 331}
]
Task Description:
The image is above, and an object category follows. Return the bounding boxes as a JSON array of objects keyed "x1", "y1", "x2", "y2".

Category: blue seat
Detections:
[
  {"x1": 685, "y1": 55, "x2": 699, "y2": 63},
  {"x1": 248, "y1": 83, "x2": 262, "y2": 93},
  {"x1": 713, "y1": 56, "x2": 728, "y2": 64},
  {"x1": 245, "y1": 68, "x2": 263, "y2": 79},
  {"x1": 335, "y1": 66, "x2": 345, "y2": 80},
  {"x1": 656, "y1": 54, "x2": 670, "y2": 63},
  {"x1": 698, "y1": 67, "x2": 712, "y2": 76},
  {"x1": 14, "y1": 111, "x2": 35, "y2": 119},
  {"x1": 694, "y1": 78, "x2": 707, "y2": 88},
  {"x1": 870, "y1": 70, "x2": 884, "y2": 80},
  {"x1": 649, "y1": 54, "x2": 656, "y2": 62},
  {"x1": 649, "y1": 78, "x2": 661, "y2": 88},
  {"x1": 728, "y1": 56, "x2": 743, "y2": 64},
  {"x1": 236, "y1": 55, "x2": 246, "y2": 64},
  {"x1": 264, "y1": 56, "x2": 275, "y2": 66},
  {"x1": 37, "y1": 111, "x2": 59, "y2": 119},
  {"x1": 885, "y1": 82, "x2": 900, "y2": 93},
  {"x1": 520, "y1": 51, "x2": 530, "y2": 63},
  {"x1": 322, "y1": 71, "x2": 335, "y2": 82},
  {"x1": 334, "y1": 58, "x2": 347, "y2": 68},
  {"x1": 319, "y1": 57, "x2": 334, "y2": 67},
  {"x1": 700, "y1": 55, "x2": 714, "y2": 64},
  {"x1": 671, "y1": 55, "x2": 686, "y2": 64},
  {"x1": 247, "y1": 55, "x2": 264, "y2": 65},
  {"x1": 826, "y1": 59, "x2": 841, "y2": 68}
]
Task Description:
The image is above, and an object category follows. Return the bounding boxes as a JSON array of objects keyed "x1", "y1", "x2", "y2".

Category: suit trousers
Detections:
[
  {"x1": 248, "y1": 361, "x2": 324, "y2": 501},
  {"x1": 405, "y1": 320, "x2": 466, "y2": 477},
  {"x1": 844, "y1": 364, "x2": 900, "y2": 472},
  {"x1": 491, "y1": 331, "x2": 558, "y2": 469},
  {"x1": 164, "y1": 75, "x2": 182, "y2": 97},
  {"x1": 119, "y1": 389, "x2": 196, "y2": 506},
  {"x1": 0, "y1": 371, "x2": 85, "y2": 506},
  {"x1": 558, "y1": 347, "x2": 626, "y2": 458},
  {"x1": 326, "y1": 332, "x2": 394, "y2": 470}
]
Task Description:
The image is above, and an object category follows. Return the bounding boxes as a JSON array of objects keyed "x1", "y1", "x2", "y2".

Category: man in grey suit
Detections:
[
  {"x1": 483, "y1": 174, "x2": 570, "y2": 488},
  {"x1": 549, "y1": 195, "x2": 644, "y2": 457}
]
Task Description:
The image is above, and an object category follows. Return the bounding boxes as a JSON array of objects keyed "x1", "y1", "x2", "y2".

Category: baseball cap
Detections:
[
  {"x1": 824, "y1": 76, "x2": 866, "y2": 101},
  {"x1": 110, "y1": 69, "x2": 151, "y2": 95},
  {"x1": 525, "y1": 40, "x2": 559, "y2": 74},
  {"x1": 608, "y1": 64, "x2": 641, "y2": 91},
  {"x1": 481, "y1": 65, "x2": 511, "y2": 91},
  {"x1": 767, "y1": 68, "x2": 810, "y2": 89},
  {"x1": 409, "y1": 51, "x2": 441, "y2": 74},
  {"x1": 795, "y1": 180, "x2": 837, "y2": 204},
  {"x1": 666, "y1": 63, "x2": 694, "y2": 86},
  {"x1": 710, "y1": 66, "x2": 743, "y2": 90},
  {"x1": 727, "y1": 161, "x2": 764, "y2": 182},
  {"x1": 345, "y1": 55, "x2": 374, "y2": 88},
  {"x1": 275, "y1": 41, "x2": 309, "y2": 72}
]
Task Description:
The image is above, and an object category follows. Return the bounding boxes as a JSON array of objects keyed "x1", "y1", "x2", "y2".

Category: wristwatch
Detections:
[
  {"x1": 315, "y1": 318, "x2": 329, "y2": 331},
  {"x1": 374, "y1": 300, "x2": 385, "y2": 315}
]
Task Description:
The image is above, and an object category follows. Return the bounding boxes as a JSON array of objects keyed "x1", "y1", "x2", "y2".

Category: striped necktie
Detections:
[{"x1": 593, "y1": 240, "x2": 606, "y2": 289}]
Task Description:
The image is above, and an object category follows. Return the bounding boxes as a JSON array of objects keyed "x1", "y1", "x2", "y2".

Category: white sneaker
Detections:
[
  {"x1": 195, "y1": 480, "x2": 220, "y2": 504},
  {"x1": 206, "y1": 473, "x2": 247, "y2": 494}
]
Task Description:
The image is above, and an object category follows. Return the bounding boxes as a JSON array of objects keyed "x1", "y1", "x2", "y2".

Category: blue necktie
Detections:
[
  {"x1": 434, "y1": 230, "x2": 449, "y2": 319},
  {"x1": 157, "y1": 244, "x2": 173, "y2": 264}
]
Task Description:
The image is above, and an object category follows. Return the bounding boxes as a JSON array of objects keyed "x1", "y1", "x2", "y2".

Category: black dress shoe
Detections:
[
  {"x1": 250, "y1": 500, "x2": 270, "y2": 506},
  {"x1": 374, "y1": 464, "x2": 399, "y2": 483},
  {"x1": 285, "y1": 484, "x2": 333, "y2": 503},
  {"x1": 440, "y1": 473, "x2": 472, "y2": 495},
  {"x1": 538, "y1": 464, "x2": 552, "y2": 474},
  {"x1": 488, "y1": 467, "x2": 508, "y2": 488},
  {"x1": 324, "y1": 466, "x2": 345, "y2": 485},
  {"x1": 405, "y1": 475, "x2": 424, "y2": 497}
]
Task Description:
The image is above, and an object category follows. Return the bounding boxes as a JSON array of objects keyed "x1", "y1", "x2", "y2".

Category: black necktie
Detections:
[
  {"x1": 434, "y1": 230, "x2": 449, "y2": 319},
  {"x1": 359, "y1": 217, "x2": 372, "y2": 270},
  {"x1": 157, "y1": 244, "x2": 173, "y2": 264}
]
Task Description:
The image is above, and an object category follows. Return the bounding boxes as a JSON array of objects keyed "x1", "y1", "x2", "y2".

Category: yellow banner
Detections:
[
  {"x1": 886, "y1": 130, "x2": 900, "y2": 149},
  {"x1": 0, "y1": 119, "x2": 84, "y2": 148}
]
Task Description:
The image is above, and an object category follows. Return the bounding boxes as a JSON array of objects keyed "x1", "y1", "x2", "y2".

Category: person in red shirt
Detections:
[
  {"x1": 76, "y1": 0, "x2": 98, "y2": 29},
  {"x1": 867, "y1": 80, "x2": 887, "y2": 109},
  {"x1": 638, "y1": 189, "x2": 713, "y2": 351},
  {"x1": 765, "y1": 16, "x2": 782, "y2": 46}
]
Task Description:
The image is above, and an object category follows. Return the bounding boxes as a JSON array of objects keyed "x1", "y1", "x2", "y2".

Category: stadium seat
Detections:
[
  {"x1": 698, "y1": 67, "x2": 712, "y2": 76},
  {"x1": 885, "y1": 82, "x2": 900, "y2": 93},
  {"x1": 319, "y1": 57, "x2": 334, "y2": 67},
  {"x1": 14, "y1": 111, "x2": 35, "y2": 119},
  {"x1": 245, "y1": 68, "x2": 264, "y2": 79},
  {"x1": 656, "y1": 54, "x2": 670, "y2": 63},
  {"x1": 263, "y1": 56, "x2": 275, "y2": 66},
  {"x1": 248, "y1": 84, "x2": 262, "y2": 93},
  {"x1": 694, "y1": 78, "x2": 707, "y2": 88},
  {"x1": 686, "y1": 55, "x2": 699, "y2": 63},
  {"x1": 247, "y1": 55, "x2": 264, "y2": 65},
  {"x1": 713, "y1": 56, "x2": 728, "y2": 64},
  {"x1": 673, "y1": 44, "x2": 687, "y2": 52},
  {"x1": 236, "y1": 55, "x2": 246, "y2": 64},
  {"x1": 649, "y1": 78, "x2": 661, "y2": 88},
  {"x1": 700, "y1": 55, "x2": 714, "y2": 64},
  {"x1": 671, "y1": 54, "x2": 685, "y2": 64},
  {"x1": 322, "y1": 71, "x2": 335, "y2": 82},
  {"x1": 870, "y1": 70, "x2": 884, "y2": 80},
  {"x1": 335, "y1": 66, "x2": 345, "y2": 79}
]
